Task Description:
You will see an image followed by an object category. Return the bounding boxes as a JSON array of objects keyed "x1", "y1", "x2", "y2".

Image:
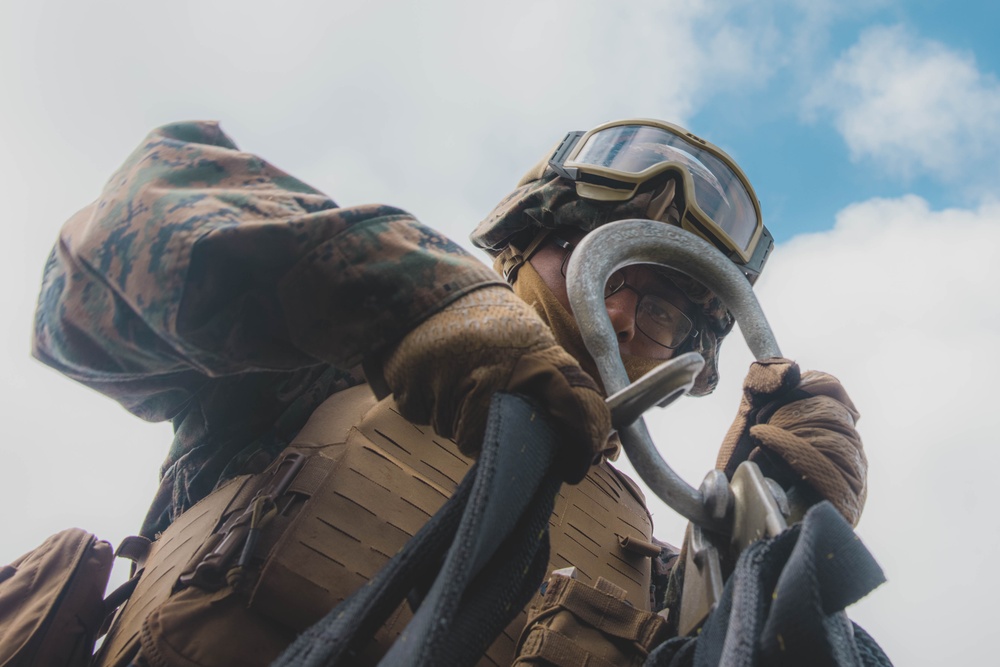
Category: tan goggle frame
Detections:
[{"x1": 550, "y1": 118, "x2": 765, "y2": 266}]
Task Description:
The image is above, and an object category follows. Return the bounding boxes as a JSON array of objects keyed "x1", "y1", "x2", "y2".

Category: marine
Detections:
[{"x1": 31, "y1": 118, "x2": 867, "y2": 665}]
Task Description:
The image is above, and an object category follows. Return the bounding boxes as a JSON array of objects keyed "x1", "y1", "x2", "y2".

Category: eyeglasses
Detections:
[{"x1": 554, "y1": 236, "x2": 698, "y2": 351}]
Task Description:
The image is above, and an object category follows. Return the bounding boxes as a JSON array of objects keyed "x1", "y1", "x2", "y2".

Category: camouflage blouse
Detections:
[{"x1": 32, "y1": 121, "x2": 504, "y2": 538}]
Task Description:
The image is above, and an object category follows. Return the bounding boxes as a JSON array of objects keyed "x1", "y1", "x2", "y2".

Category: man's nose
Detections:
[{"x1": 605, "y1": 288, "x2": 638, "y2": 346}]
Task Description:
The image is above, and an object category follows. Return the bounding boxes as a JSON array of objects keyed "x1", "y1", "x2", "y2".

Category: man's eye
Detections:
[{"x1": 643, "y1": 298, "x2": 679, "y2": 325}]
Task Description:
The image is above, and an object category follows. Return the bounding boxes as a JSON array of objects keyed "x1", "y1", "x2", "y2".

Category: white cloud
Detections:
[
  {"x1": 806, "y1": 24, "x2": 1000, "y2": 185},
  {"x1": 766, "y1": 196, "x2": 999, "y2": 665}
]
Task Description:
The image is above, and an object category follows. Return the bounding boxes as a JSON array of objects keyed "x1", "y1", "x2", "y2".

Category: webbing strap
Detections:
[
  {"x1": 646, "y1": 501, "x2": 892, "y2": 667},
  {"x1": 271, "y1": 392, "x2": 561, "y2": 667}
]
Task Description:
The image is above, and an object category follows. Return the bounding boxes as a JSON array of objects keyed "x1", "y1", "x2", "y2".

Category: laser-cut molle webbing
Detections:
[
  {"x1": 269, "y1": 385, "x2": 654, "y2": 665},
  {"x1": 96, "y1": 384, "x2": 655, "y2": 667}
]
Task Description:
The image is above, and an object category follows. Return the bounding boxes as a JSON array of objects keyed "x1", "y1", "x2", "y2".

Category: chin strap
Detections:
[{"x1": 495, "y1": 229, "x2": 554, "y2": 283}]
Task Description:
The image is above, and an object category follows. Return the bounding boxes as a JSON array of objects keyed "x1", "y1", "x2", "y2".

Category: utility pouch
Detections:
[
  {"x1": 132, "y1": 452, "x2": 336, "y2": 667},
  {"x1": 94, "y1": 474, "x2": 255, "y2": 667},
  {"x1": 0, "y1": 528, "x2": 114, "y2": 667},
  {"x1": 513, "y1": 572, "x2": 669, "y2": 667},
  {"x1": 95, "y1": 385, "x2": 380, "y2": 667}
]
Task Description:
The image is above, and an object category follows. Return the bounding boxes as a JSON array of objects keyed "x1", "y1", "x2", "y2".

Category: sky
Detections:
[{"x1": 1, "y1": 1, "x2": 998, "y2": 664}]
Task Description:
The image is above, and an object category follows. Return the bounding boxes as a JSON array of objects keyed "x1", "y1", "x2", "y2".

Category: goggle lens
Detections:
[{"x1": 571, "y1": 124, "x2": 759, "y2": 253}]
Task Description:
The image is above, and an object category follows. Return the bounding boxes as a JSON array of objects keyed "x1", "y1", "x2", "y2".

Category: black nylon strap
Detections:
[{"x1": 646, "y1": 501, "x2": 892, "y2": 667}]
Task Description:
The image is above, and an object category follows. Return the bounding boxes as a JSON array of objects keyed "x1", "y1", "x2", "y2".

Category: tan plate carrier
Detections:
[{"x1": 97, "y1": 385, "x2": 658, "y2": 667}]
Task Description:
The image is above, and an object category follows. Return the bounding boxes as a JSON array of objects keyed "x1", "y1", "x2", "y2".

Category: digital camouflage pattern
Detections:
[
  {"x1": 33, "y1": 121, "x2": 504, "y2": 538},
  {"x1": 470, "y1": 160, "x2": 734, "y2": 396}
]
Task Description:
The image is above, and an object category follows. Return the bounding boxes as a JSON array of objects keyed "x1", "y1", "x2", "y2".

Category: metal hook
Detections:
[{"x1": 565, "y1": 219, "x2": 782, "y2": 529}]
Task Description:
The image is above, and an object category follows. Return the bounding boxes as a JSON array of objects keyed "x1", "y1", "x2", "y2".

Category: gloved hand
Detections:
[
  {"x1": 381, "y1": 285, "x2": 613, "y2": 483},
  {"x1": 715, "y1": 358, "x2": 867, "y2": 525}
]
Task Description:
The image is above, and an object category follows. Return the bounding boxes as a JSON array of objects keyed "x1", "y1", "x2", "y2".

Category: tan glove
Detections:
[
  {"x1": 381, "y1": 285, "x2": 613, "y2": 483},
  {"x1": 716, "y1": 358, "x2": 868, "y2": 525}
]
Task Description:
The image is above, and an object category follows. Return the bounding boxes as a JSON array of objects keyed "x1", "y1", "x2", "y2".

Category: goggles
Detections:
[{"x1": 547, "y1": 119, "x2": 773, "y2": 283}]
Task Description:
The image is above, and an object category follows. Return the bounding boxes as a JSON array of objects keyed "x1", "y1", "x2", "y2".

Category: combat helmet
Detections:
[{"x1": 470, "y1": 119, "x2": 774, "y2": 396}]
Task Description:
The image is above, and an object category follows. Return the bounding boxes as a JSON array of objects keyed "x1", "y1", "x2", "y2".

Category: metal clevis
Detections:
[{"x1": 566, "y1": 219, "x2": 791, "y2": 634}]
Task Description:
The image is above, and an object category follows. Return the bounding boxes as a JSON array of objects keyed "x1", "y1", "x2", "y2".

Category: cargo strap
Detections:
[
  {"x1": 647, "y1": 502, "x2": 891, "y2": 666},
  {"x1": 272, "y1": 392, "x2": 562, "y2": 667}
]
